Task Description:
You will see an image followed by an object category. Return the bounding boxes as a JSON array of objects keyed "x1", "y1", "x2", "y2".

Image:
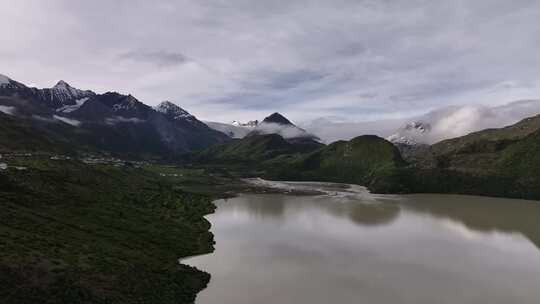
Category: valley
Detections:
[{"x1": 2, "y1": 73, "x2": 540, "y2": 303}]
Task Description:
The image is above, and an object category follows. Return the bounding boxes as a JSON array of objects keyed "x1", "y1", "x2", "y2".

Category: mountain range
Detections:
[
  {"x1": 2, "y1": 73, "x2": 540, "y2": 199},
  {"x1": 0, "y1": 74, "x2": 228, "y2": 156},
  {"x1": 192, "y1": 111, "x2": 540, "y2": 200}
]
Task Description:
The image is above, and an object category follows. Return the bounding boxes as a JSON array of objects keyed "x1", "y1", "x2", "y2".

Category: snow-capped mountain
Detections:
[
  {"x1": 0, "y1": 73, "x2": 229, "y2": 154},
  {"x1": 386, "y1": 121, "x2": 432, "y2": 146},
  {"x1": 0, "y1": 75, "x2": 96, "y2": 111},
  {"x1": 248, "y1": 113, "x2": 321, "y2": 142},
  {"x1": 0, "y1": 74, "x2": 26, "y2": 89},
  {"x1": 154, "y1": 101, "x2": 196, "y2": 121},
  {"x1": 44, "y1": 80, "x2": 95, "y2": 105},
  {"x1": 206, "y1": 113, "x2": 320, "y2": 141}
]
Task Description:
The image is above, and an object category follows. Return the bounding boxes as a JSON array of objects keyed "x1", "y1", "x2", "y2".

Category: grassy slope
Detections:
[
  {"x1": 0, "y1": 159, "x2": 215, "y2": 303},
  {"x1": 195, "y1": 134, "x2": 298, "y2": 163},
  {"x1": 266, "y1": 135, "x2": 409, "y2": 193},
  {"x1": 404, "y1": 116, "x2": 540, "y2": 199}
]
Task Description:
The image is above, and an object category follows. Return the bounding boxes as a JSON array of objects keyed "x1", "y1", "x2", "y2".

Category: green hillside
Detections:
[
  {"x1": 0, "y1": 159, "x2": 215, "y2": 303},
  {"x1": 267, "y1": 135, "x2": 409, "y2": 193},
  {"x1": 405, "y1": 115, "x2": 540, "y2": 199}
]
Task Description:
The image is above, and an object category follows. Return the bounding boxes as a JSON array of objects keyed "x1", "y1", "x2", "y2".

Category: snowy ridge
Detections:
[
  {"x1": 154, "y1": 101, "x2": 195, "y2": 121},
  {"x1": 386, "y1": 121, "x2": 432, "y2": 146},
  {"x1": 46, "y1": 80, "x2": 95, "y2": 105}
]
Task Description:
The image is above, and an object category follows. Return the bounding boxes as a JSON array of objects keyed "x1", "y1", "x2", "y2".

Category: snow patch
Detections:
[
  {"x1": 53, "y1": 115, "x2": 81, "y2": 126},
  {"x1": 232, "y1": 120, "x2": 258, "y2": 127},
  {"x1": 56, "y1": 97, "x2": 89, "y2": 113},
  {"x1": 0, "y1": 105, "x2": 15, "y2": 115},
  {"x1": 112, "y1": 103, "x2": 135, "y2": 111}
]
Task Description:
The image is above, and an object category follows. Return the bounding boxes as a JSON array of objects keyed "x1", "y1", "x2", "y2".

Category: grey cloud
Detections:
[
  {"x1": 118, "y1": 50, "x2": 188, "y2": 67},
  {"x1": 2, "y1": 0, "x2": 540, "y2": 124}
]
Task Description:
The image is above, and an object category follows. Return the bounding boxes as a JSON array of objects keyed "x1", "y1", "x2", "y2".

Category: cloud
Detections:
[
  {"x1": 105, "y1": 116, "x2": 145, "y2": 125},
  {"x1": 301, "y1": 99, "x2": 540, "y2": 144},
  {"x1": 1, "y1": 1, "x2": 540, "y2": 123},
  {"x1": 118, "y1": 50, "x2": 188, "y2": 67},
  {"x1": 0, "y1": 105, "x2": 15, "y2": 115},
  {"x1": 254, "y1": 122, "x2": 314, "y2": 139},
  {"x1": 53, "y1": 115, "x2": 81, "y2": 126}
]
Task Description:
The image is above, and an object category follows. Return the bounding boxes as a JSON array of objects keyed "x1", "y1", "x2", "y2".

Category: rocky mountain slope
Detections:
[{"x1": 0, "y1": 74, "x2": 228, "y2": 156}]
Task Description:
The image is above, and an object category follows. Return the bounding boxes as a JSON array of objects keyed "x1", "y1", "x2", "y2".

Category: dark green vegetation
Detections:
[
  {"x1": 191, "y1": 134, "x2": 410, "y2": 193},
  {"x1": 194, "y1": 134, "x2": 322, "y2": 163},
  {"x1": 0, "y1": 158, "x2": 217, "y2": 303},
  {"x1": 266, "y1": 135, "x2": 408, "y2": 193},
  {"x1": 0, "y1": 112, "x2": 72, "y2": 153}
]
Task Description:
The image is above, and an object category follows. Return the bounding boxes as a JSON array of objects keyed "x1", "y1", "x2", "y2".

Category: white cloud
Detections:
[
  {"x1": 53, "y1": 115, "x2": 81, "y2": 127},
  {"x1": 301, "y1": 99, "x2": 540, "y2": 144},
  {"x1": 0, "y1": 105, "x2": 15, "y2": 115}
]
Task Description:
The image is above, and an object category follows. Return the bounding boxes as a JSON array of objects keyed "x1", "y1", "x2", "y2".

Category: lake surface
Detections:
[{"x1": 185, "y1": 182, "x2": 540, "y2": 304}]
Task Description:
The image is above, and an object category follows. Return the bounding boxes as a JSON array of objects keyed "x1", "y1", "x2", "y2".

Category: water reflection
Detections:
[
  {"x1": 186, "y1": 185, "x2": 540, "y2": 304},
  {"x1": 402, "y1": 194, "x2": 540, "y2": 250}
]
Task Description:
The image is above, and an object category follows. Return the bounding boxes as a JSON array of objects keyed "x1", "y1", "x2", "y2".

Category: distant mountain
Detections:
[
  {"x1": 0, "y1": 73, "x2": 229, "y2": 156},
  {"x1": 206, "y1": 112, "x2": 321, "y2": 144},
  {"x1": 301, "y1": 100, "x2": 540, "y2": 145},
  {"x1": 402, "y1": 113, "x2": 540, "y2": 199},
  {"x1": 248, "y1": 112, "x2": 321, "y2": 142},
  {"x1": 299, "y1": 117, "x2": 405, "y2": 144},
  {"x1": 261, "y1": 112, "x2": 293, "y2": 125}
]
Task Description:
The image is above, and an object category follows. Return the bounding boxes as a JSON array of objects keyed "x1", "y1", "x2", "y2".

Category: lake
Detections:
[{"x1": 184, "y1": 182, "x2": 540, "y2": 304}]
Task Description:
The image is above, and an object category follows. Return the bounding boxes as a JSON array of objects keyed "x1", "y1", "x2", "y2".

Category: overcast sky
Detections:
[{"x1": 2, "y1": 0, "x2": 540, "y2": 123}]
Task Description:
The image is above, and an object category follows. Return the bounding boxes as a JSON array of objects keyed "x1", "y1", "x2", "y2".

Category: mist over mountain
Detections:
[
  {"x1": 300, "y1": 99, "x2": 540, "y2": 145},
  {"x1": 207, "y1": 112, "x2": 320, "y2": 142}
]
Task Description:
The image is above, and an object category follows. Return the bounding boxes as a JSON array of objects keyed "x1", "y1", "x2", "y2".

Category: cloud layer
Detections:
[
  {"x1": 302, "y1": 99, "x2": 540, "y2": 144},
  {"x1": 2, "y1": 0, "x2": 540, "y2": 124}
]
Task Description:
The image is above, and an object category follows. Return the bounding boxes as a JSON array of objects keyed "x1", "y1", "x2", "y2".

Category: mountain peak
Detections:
[
  {"x1": 387, "y1": 121, "x2": 432, "y2": 146},
  {"x1": 154, "y1": 101, "x2": 195, "y2": 121},
  {"x1": 0, "y1": 73, "x2": 12, "y2": 85},
  {"x1": 54, "y1": 80, "x2": 70, "y2": 89},
  {"x1": 262, "y1": 112, "x2": 294, "y2": 126}
]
